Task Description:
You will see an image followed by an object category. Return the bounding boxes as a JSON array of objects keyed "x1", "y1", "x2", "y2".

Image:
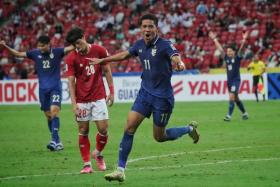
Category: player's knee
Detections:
[
  {"x1": 125, "y1": 126, "x2": 137, "y2": 134},
  {"x1": 50, "y1": 106, "x2": 60, "y2": 118},
  {"x1": 79, "y1": 128, "x2": 89, "y2": 135},
  {"x1": 98, "y1": 128, "x2": 108, "y2": 136},
  {"x1": 153, "y1": 135, "x2": 165, "y2": 143},
  {"x1": 46, "y1": 115, "x2": 52, "y2": 121}
]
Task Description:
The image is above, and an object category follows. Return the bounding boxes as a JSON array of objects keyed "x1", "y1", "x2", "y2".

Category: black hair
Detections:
[
  {"x1": 139, "y1": 14, "x2": 158, "y2": 26},
  {"x1": 38, "y1": 35, "x2": 50, "y2": 44},
  {"x1": 66, "y1": 26, "x2": 84, "y2": 44},
  {"x1": 226, "y1": 42, "x2": 237, "y2": 52}
]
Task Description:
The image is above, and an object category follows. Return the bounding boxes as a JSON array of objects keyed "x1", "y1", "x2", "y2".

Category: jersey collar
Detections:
[{"x1": 145, "y1": 35, "x2": 159, "y2": 47}]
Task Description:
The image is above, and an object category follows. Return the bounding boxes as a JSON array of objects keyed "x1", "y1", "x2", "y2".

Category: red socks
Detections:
[
  {"x1": 79, "y1": 134, "x2": 90, "y2": 163},
  {"x1": 95, "y1": 133, "x2": 108, "y2": 152}
]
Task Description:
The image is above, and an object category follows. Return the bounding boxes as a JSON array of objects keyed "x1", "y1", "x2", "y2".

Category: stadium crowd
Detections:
[{"x1": 0, "y1": 0, "x2": 279, "y2": 80}]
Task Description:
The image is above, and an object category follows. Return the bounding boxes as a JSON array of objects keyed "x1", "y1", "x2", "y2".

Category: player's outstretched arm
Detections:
[
  {"x1": 171, "y1": 55, "x2": 185, "y2": 71},
  {"x1": 64, "y1": 45, "x2": 75, "y2": 54},
  {"x1": 238, "y1": 31, "x2": 249, "y2": 55},
  {"x1": 209, "y1": 31, "x2": 224, "y2": 56},
  {"x1": 87, "y1": 50, "x2": 131, "y2": 65},
  {"x1": 67, "y1": 76, "x2": 79, "y2": 115},
  {"x1": 0, "y1": 40, "x2": 27, "y2": 58},
  {"x1": 102, "y1": 64, "x2": 114, "y2": 107}
]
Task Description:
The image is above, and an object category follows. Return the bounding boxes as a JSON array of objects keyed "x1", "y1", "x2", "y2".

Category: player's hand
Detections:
[
  {"x1": 0, "y1": 40, "x2": 6, "y2": 48},
  {"x1": 86, "y1": 57, "x2": 103, "y2": 65},
  {"x1": 72, "y1": 103, "x2": 79, "y2": 116},
  {"x1": 209, "y1": 31, "x2": 217, "y2": 40},
  {"x1": 106, "y1": 94, "x2": 114, "y2": 107},
  {"x1": 174, "y1": 61, "x2": 185, "y2": 72},
  {"x1": 242, "y1": 31, "x2": 249, "y2": 41}
]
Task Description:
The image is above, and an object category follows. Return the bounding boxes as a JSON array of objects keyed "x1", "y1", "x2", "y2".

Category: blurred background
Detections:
[{"x1": 0, "y1": 0, "x2": 279, "y2": 80}]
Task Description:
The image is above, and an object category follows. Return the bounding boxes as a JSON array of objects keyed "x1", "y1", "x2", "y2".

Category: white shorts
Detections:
[{"x1": 76, "y1": 99, "x2": 109, "y2": 122}]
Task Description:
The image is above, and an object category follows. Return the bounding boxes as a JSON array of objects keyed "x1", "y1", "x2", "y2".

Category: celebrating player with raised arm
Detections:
[
  {"x1": 209, "y1": 30, "x2": 249, "y2": 121},
  {"x1": 88, "y1": 14, "x2": 200, "y2": 182},
  {"x1": 65, "y1": 27, "x2": 114, "y2": 174},
  {"x1": 0, "y1": 36, "x2": 74, "y2": 151}
]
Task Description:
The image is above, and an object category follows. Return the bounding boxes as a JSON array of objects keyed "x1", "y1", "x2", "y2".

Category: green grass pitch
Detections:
[{"x1": 0, "y1": 101, "x2": 280, "y2": 187}]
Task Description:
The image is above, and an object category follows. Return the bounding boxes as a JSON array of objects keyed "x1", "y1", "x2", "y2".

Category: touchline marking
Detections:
[
  {"x1": 128, "y1": 157, "x2": 280, "y2": 171},
  {"x1": 127, "y1": 145, "x2": 276, "y2": 163},
  {"x1": 0, "y1": 172, "x2": 80, "y2": 180},
  {"x1": 0, "y1": 145, "x2": 278, "y2": 181}
]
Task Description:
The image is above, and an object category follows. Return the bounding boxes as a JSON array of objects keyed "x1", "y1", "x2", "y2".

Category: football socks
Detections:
[
  {"x1": 165, "y1": 126, "x2": 192, "y2": 141},
  {"x1": 118, "y1": 132, "x2": 134, "y2": 168},
  {"x1": 51, "y1": 117, "x2": 60, "y2": 143},
  {"x1": 79, "y1": 134, "x2": 91, "y2": 163},
  {"x1": 95, "y1": 132, "x2": 108, "y2": 153}
]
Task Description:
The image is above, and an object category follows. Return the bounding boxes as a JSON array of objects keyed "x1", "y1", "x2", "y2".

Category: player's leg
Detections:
[
  {"x1": 152, "y1": 97, "x2": 199, "y2": 143},
  {"x1": 78, "y1": 121, "x2": 93, "y2": 174},
  {"x1": 76, "y1": 102, "x2": 93, "y2": 174},
  {"x1": 93, "y1": 120, "x2": 108, "y2": 171},
  {"x1": 105, "y1": 89, "x2": 148, "y2": 182},
  {"x1": 44, "y1": 111, "x2": 57, "y2": 151},
  {"x1": 224, "y1": 84, "x2": 236, "y2": 121},
  {"x1": 253, "y1": 75, "x2": 259, "y2": 102},
  {"x1": 39, "y1": 88, "x2": 56, "y2": 150},
  {"x1": 44, "y1": 111, "x2": 52, "y2": 133},
  {"x1": 105, "y1": 110, "x2": 145, "y2": 182},
  {"x1": 260, "y1": 75, "x2": 265, "y2": 101},
  {"x1": 49, "y1": 90, "x2": 63, "y2": 150},
  {"x1": 235, "y1": 94, "x2": 248, "y2": 120},
  {"x1": 91, "y1": 99, "x2": 110, "y2": 171}
]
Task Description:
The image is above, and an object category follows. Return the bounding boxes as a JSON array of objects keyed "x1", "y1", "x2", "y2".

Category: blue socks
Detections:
[
  {"x1": 228, "y1": 101, "x2": 235, "y2": 116},
  {"x1": 51, "y1": 117, "x2": 60, "y2": 143},
  {"x1": 117, "y1": 126, "x2": 192, "y2": 168},
  {"x1": 236, "y1": 100, "x2": 246, "y2": 113},
  {"x1": 118, "y1": 132, "x2": 134, "y2": 168},
  {"x1": 165, "y1": 126, "x2": 192, "y2": 141},
  {"x1": 48, "y1": 120, "x2": 52, "y2": 133}
]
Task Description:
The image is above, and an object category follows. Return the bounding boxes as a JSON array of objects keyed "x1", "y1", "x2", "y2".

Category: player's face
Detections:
[
  {"x1": 140, "y1": 19, "x2": 158, "y2": 44},
  {"x1": 37, "y1": 42, "x2": 50, "y2": 53},
  {"x1": 226, "y1": 48, "x2": 235, "y2": 58},
  {"x1": 74, "y1": 38, "x2": 88, "y2": 54}
]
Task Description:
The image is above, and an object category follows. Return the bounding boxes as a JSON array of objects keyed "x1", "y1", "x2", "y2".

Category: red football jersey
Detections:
[{"x1": 65, "y1": 44, "x2": 108, "y2": 103}]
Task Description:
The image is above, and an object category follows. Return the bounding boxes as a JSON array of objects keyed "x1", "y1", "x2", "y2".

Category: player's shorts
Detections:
[
  {"x1": 131, "y1": 88, "x2": 174, "y2": 127},
  {"x1": 76, "y1": 99, "x2": 109, "y2": 122},
  {"x1": 227, "y1": 81, "x2": 240, "y2": 94},
  {"x1": 39, "y1": 86, "x2": 62, "y2": 111}
]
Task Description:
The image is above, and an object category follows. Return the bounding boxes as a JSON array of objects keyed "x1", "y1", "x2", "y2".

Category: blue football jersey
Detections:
[
  {"x1": 128, "y1": 36, "x2": 179, "y2": 98},
  {"x1": 224, "y1": 54, "x2": 242, "y2": 83},
  {"x1": 26, "y1": 48, "x2": 64, "y2": 89}
]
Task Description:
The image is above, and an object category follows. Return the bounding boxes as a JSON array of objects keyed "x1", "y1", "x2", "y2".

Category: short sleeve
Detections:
[
  {"x1": 26, "y1": 50, "x2": 36, "y2": 60},
  {"x1": 128, "y1": 42, "x2": 139, "y2": 57},
  {"x1": 64, "y1": 53, "x2": 75, "y2": 76},
  {"x1": 164, "y1": 41, "x2": 179, "y2": 59},
  {"x1": 55, "y1": 47, "x2": 65, "y2": 58},
  {"x1": 97, "y1": 45, "x2": 109, "y2": 58}
]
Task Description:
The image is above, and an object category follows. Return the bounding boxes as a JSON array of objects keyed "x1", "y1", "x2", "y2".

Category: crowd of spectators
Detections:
[{"x1": 0, "y1": 0, "x2": 279, "y2": 80}]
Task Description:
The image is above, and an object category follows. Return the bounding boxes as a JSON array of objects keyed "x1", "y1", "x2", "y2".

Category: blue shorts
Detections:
[
  {"x1": 227, "y1": 81, "x2": 240, "y2": 94},
  {"x1": 39, "y1": 86, "x2": 62, "y2": 111},
  {"x1": 131, "y1": 88, "x2": 174, "y2": 127}
]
